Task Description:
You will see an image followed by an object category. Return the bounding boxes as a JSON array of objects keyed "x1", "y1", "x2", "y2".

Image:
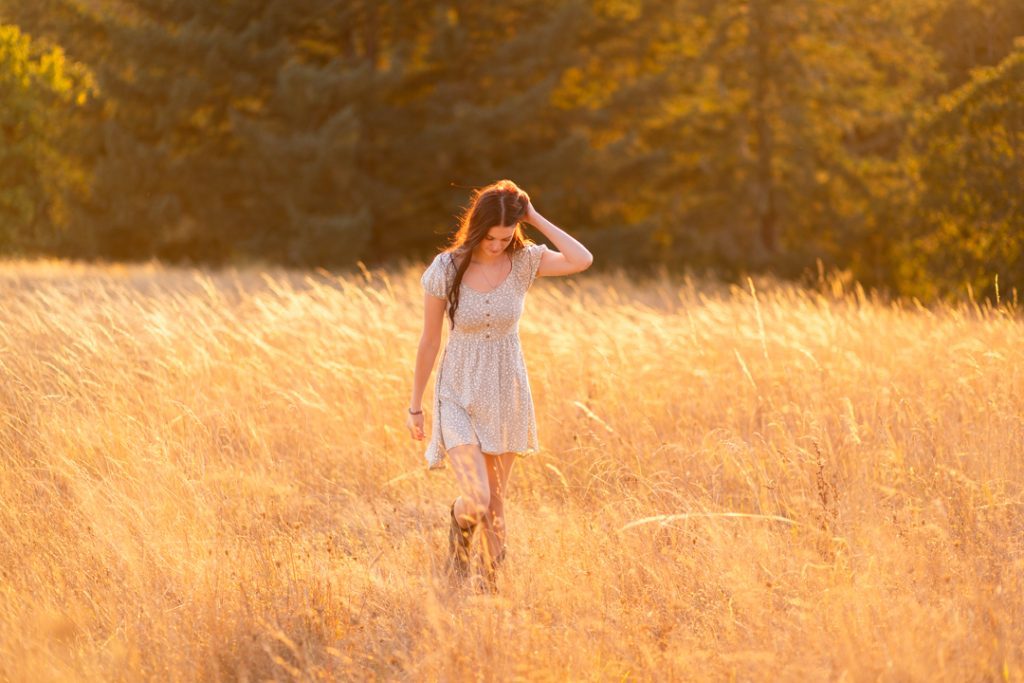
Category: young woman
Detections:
[{"x1": 406, "y1": 179, "x2": 593, "y2": 587}]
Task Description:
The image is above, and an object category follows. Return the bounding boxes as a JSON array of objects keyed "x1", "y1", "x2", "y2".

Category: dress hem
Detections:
[{"x1": 424, "y1": 445, "x2": 539, "y2": 472}]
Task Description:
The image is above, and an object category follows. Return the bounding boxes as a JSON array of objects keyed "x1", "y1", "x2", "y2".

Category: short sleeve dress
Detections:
[{"x1": 419, "y1": 242, "x2": 549, "y2": 470}]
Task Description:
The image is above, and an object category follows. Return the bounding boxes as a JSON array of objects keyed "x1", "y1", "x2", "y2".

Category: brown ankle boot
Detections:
[
  {"x1": 447, "y1": 500, "x2": 474, "y2": 578},
  {"x1": 481, "y1": 545, "x2": 507, "y2": 592}
]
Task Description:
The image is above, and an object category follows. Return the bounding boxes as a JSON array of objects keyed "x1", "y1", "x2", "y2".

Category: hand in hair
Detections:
[{"x1": 521, "y1": 199, "x2": 539, "y2": 226}]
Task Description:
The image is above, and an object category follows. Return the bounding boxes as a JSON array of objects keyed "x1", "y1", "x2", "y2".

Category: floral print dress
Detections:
[{"x1": 419, "y1": 243, "x2": 549, "y2": 470}]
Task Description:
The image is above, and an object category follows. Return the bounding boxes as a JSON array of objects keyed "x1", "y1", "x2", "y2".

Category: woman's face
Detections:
[{"x1": 476, "y1": 225, "x2": 517, "y2": 257}]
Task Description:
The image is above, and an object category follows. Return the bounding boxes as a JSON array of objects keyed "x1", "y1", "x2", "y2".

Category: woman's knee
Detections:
[
  {"x1": 465, "y1": 489, "x2": 491, "y2": 518},
  {"x1": 448, "y1": 444, "x2": 491, "y2": 513}
]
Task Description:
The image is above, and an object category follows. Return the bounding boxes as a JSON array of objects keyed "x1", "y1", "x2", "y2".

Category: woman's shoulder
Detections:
[
  {"x1": 516, "y1": 242, "x2": 547, "y2": 259},
  {"x1": 514, "y1": 242, "x2": 548, "y2": 289},
  {"x1": 517, "y1": 242, "x2": 548, "y2": 265},
  {"x1": 422, "y1": 250, "x2": 458, "y2": 298},
  {"x1": 428, "y1": 250, "x2": 458, "y2": 271}
]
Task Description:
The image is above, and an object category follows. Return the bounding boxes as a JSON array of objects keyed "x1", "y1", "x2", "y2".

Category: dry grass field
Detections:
[{"x1": 0, "y1": 257, "x2": 1022, "y2": 682}]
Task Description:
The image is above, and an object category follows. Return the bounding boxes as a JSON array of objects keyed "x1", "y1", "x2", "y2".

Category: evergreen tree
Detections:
[
  {"x1": 925, "y1": 0, "x2": 1024, "y2": 92},
  {"x1": 73, "y1": 0, "x2": 374, "y2": 264},
  {"x1": 555, "y1": 0, "x2": 943, "y2": 279},
  {"x1": 376, "y1": 1, "x2": 597, "y2": 257},
  {"x1": 901, "y1": 39, "x2": 1024, "y2": 300}
]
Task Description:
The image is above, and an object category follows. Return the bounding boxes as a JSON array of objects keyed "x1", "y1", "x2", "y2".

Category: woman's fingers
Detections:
[{"x1": 406, "y1": 413, "x2": 426, "y2": 440}]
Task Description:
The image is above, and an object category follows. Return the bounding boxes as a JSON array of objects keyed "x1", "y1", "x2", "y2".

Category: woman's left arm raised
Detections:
[{"x1": 522, "y1": 202, "x2": 594, "y2": 277}]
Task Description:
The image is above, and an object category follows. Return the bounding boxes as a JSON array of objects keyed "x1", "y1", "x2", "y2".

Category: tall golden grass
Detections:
[{"x1": 0, "y1": 257, "x2": 1021, "y2": 681}]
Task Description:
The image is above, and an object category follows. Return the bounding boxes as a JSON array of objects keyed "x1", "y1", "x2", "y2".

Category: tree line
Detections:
[{"x1": 1, "y1": 0, "x2": 1021, "y2": 301}]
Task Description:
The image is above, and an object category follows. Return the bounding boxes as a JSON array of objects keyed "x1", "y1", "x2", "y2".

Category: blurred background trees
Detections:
[
  {"x1": 0, "y1": 23, "x2": 94, "y2": 254},
  {"x1": 903, "y1": 38, "x2": 1024, "y2": 301},
  {"x1": 0, "y1": 0, "x2": 1021, "y2": 300}
]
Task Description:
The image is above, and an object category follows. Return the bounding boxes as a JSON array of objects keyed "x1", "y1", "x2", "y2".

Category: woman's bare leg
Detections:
[
  {"x1": 480, "y1": 452, "x2": 517, "y2": 566},
  {"x1": 447, "y1": 443, "x2": 491, "y2": 528}
]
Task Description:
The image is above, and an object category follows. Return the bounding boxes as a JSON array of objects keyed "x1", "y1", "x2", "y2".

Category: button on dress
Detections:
[{"x1": 420, "y1": 243, "x2": 549, "y2": 470}]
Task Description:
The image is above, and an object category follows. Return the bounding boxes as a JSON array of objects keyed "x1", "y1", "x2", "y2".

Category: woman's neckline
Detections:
[{"x1": 457, "y1": 251, "x2": 515, "y2": 295}]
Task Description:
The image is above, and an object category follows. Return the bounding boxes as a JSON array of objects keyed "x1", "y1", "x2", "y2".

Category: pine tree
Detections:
[
  {"x1": 360, "y1": 0, "x2": 599, "y2": 258},
  {"x1": 71, "y1": 0, "x2": 375, "y2": 264},
  {"x1": 902, "y1": 39, "x2": 1024, "y2": 300},
  {"x1": 556, "y1": 0, "x2": 943, "y2": 278},
  {"x1": 925, "y1": 0, "x2": 1024, "y2": 92}
]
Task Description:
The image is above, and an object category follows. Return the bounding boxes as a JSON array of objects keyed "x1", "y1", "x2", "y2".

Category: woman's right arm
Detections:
[{"x1": 407, "y1": 293, "x2": 447, "y2": 440}]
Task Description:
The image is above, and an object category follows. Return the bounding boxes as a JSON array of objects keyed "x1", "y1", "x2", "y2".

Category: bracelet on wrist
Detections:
[{"x1": 408, "y1": 407, "x2": 423, "y2": 415}]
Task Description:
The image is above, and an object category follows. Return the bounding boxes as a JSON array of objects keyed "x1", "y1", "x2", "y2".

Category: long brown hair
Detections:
[{"x1": 435, "y1": 179, "x2": 533, "y2": 329}]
